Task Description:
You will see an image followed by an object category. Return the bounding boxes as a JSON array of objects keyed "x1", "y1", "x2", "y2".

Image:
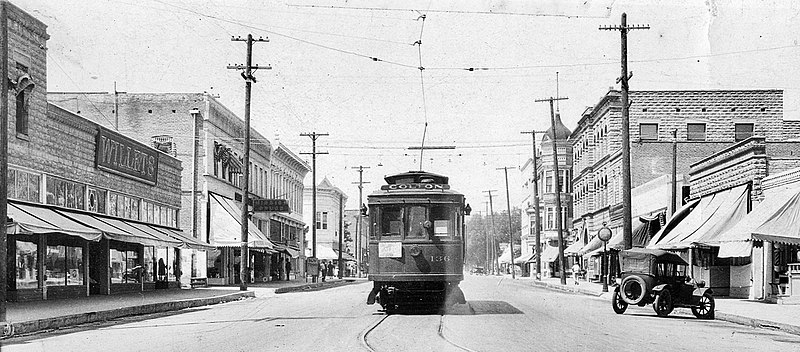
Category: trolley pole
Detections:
[
  {"x1": 535, "y1": 96, "x2": 569, "y2": 285},
  {"x1": 483, "y1": 190, "x2": 499, "y2": 275},
  {"x1": 600, "y1": 13, "x2": 650, "y2": 250},
  {"x1": 497, "y1": 167, "x2": 517, "y2": 279},
  {"x1": 351, "y1": 166, "x2": 370, "y2": 278},
  {"x1": 228, "y1": 34, "x2": 270, "y2": 291},
  {"x1": 300, "y1": 132, "x2": 328, "y2": 282},
  {"x1": 521, "y1": 130, "x2": 544, "y2": 280}
]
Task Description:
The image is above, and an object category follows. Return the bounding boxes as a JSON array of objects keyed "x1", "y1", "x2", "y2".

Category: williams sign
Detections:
[{"x1": 95, "y1": 127, "x2": 160, "y2": 185}]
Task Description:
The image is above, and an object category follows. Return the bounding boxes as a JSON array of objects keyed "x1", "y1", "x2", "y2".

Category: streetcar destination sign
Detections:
[{"x1": 380, "y1": 183, "x2": 450, "y2": 191}]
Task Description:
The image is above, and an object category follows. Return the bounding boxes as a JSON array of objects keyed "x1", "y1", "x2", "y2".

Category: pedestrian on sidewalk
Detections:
[
  {"x1": 572, "y1": 262, "x2": 582, "y2": 285},
  {"x1": 320, "y1": 261, "x2": 327, "y2": 282},
  {"x1": 285, "y1": 258, "x2": 292, "y2": 281}
]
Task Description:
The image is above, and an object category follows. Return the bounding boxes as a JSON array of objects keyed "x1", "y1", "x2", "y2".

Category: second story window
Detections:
[
  {"x1": 687, "y1": 123, "x2": 706, "y2": 141},
  {"x1": 640, "y1": 123, "x2": 658, "y2": 141},
  {"x1": 735, "y1": 123, "x2": 754, "y2": 141},
  {"x1": 316, "y1": 211, "x2": 328, "y2": 229}
]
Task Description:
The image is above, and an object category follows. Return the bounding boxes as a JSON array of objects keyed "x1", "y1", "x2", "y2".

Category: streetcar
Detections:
[{"x1": 365, "y1": 170, "x2": 471, "y2": 312}]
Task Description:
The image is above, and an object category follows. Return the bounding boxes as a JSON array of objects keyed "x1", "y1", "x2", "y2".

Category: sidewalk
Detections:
[
  {"x1": 1, "y1": 276, "x2": 366, "y2": 339},
  {"x1": 517, "y1": 275, "x2": 800, "y2": 336}
]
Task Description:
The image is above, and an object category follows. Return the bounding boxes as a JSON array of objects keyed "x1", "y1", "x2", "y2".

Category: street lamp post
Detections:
[{"x1": 597, "y1": 223, "x2": 612, "y2": 293}]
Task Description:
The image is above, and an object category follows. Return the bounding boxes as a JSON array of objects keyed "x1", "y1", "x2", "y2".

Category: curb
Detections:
[
  {"x1": 275, "y1": 279, "x2": 360, "y2": 294},
  {"x1": 528, "y1": 279, "x2": 604, "y2": 297},
  {"x1": 2, "y1": 291, "x2": 255, "y2": 339},
  {"x1": 528, "y1": 280, "x2": 800, "y2": 337}
]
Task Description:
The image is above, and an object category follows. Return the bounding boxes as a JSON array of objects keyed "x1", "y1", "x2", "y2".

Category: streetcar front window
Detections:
[
  {"x1": 406, "y1": 206, "x2": 428, "y2": 238},
  {"x1": 380, "y1": 206, "x2": 402, "y2": 238},
  {"x1": 431, "y1": 206, "x2": 455, "y2": 237}
]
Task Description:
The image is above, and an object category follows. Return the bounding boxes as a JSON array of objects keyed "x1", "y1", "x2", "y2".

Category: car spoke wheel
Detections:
[
  {"x1": 612, "y1": 290, "x2": 628, "y2": 314},
  {"x1": 691, "y1": 293, "x2": 715, "y2": 319},
  {"x1": 653, "y1": 290, "x2": 673, "y2": 317},
  {"x1": 621, "y1": 276, "x2": 647, "y2": 305}
]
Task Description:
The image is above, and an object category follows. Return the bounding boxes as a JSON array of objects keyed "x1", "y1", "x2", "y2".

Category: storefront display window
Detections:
[
  {"x1": 111, "y1": 248, "x2": 142, "y2": 284},
  {"x1": 45, "y1": 245, "x2": 83, "y2": 286},
  {"x1": 16, "y1": 239, "x2": 38, "y2": 289},
  {"x1": 143, "y1": 246, "x2": 155, "y2": 282},
  {"x1": 207, "y1": 249, "x2": 222, "y2": 278},
  {"x1": 156, "y1": 247, "x2": 177, "y2": 281}
]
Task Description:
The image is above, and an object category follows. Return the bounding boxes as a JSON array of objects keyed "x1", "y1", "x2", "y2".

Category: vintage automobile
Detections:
[{"x1": 611, "y1": 248, "x2": 715, "y2": 319}]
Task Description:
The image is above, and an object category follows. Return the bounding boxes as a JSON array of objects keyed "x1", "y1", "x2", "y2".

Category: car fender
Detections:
[
  {"x1": 693, "y1": 287, "x2": 713, "y2": 297},
  {"x1": 652, "y1": 284, "x2": 669, "y2": 293}
]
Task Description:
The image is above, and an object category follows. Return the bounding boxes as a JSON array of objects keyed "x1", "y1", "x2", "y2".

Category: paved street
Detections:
[{"x1": 3, "y1": 275, "x2": 799, "y2": 351}]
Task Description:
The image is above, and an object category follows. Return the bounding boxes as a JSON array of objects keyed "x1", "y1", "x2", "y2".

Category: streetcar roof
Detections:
[{"x1": 384, "y1": 170, "x2": 449, "y2": 185}]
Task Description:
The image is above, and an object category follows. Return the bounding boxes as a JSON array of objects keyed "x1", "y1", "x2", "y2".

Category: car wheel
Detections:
[
  {"x1": 612, "y1": 290, "x2": 628, "y2": 314},
  {"x1": 653, "y1": 290, "x2": 673, "y2": 317},
  {"x1": 620, "y1": 276, "x2": 647, "y2": 305},
  {"x1": 691, "y1": 293, "x2": 715, "y2": 319}
]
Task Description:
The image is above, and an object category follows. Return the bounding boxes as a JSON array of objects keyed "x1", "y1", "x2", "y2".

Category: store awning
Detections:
[
  {"x1": 647, "y1": 198, "x2": 701, "y2": 247},
  {"x1": 134, "y1": 223, "x2": 215, "y2": 250},
  {"x1": 717, "y1": 241, "x2": 753, "y2": 258},
  {"x1": 514, "y1": 252, "x2": 534, "y2": 264},
  {"x1": 716, "y1": 187, "x2": 800, "y2": 247},
  {"x1": 309, "y1": 245, "x2": 338, "y2": 260},
  {"x1": 7, "y1": 202, "x2": 103, "y2": 241},
  {"x1": 564, "y1": 241, "x2": 584, "y2": 255},
  {"x1": 541, "y1": 245, "x2": 560, "y2": 263},
  {"x1": 284, "y1": 246, "x2": 300, "y2": 258},
  {"x1": 209, "y1": 194, "x2": 274, "y2": 249},
  {"x1": 579, "y1": 227, "x2": 623, "y2": 256},
  {"x1": 650, "y1": 185, "x2": 748, "y2": 249},
  {"x1": 498, "y1": 248, "x2": 513, "y2": 264}
]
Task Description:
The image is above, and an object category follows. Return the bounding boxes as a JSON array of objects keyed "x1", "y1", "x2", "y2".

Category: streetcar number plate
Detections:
[{"x1": 379, "y1": 242, "x2": 402, "y2": 258}]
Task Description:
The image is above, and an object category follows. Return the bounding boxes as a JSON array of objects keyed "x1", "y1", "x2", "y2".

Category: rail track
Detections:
[{"x1": 360, "y1": 311, "x2": 477, "y2": 352}]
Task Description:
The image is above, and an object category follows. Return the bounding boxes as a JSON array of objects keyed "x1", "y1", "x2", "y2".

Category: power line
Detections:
[{"x1": 286, "y1": 3, "x2": 613, "y2": 19}]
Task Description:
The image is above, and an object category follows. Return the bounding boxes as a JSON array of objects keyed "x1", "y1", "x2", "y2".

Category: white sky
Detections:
[{"x1": 17, "y1": 0, "x2": 800, "y2": 211}]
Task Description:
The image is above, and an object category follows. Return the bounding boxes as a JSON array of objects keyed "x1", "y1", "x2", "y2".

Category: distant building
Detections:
[
  {"x1": 571, "y1": 89, "x2": 786, "y2": 246},
  {"x1": 520, "y1": 112, "x2": 573, "y2": 277},
  {"x1": 303, "y1": 178, "x2": 348, "y2": 259}
]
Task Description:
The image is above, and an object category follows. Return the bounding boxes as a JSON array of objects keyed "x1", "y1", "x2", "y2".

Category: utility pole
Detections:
[
  {"x1": 338, "y1": 192, "x2": 343, "y2": 279},
  {"x1": 228, "y1": 34, "x2": 270, "y2": 291},
  {"x1": 113, "y1": 81, "x2": 119, "y2": 130},
  {"x1": 300, "y1": 132, "x2": 328, "y2": 282},
  {"x1": 483, "y1": 190, "x2": 499, "y2": 275},
  {"x1": 671, "y1": 129, "x2": 678, "y2": 217},
  {"x1": 535, "y1": 96, "x2": 569, "y2": 285},
  {"x1": 521, "y1": 130, "x2": 543, "y2": 280},
  {"x1": 497, "y1": 167, "x2": 517, "y2": 279},
  {"x1": 351, "y1": 166, "x2": 370, "y2": 278},
  {"x1": 0, "y1": 0, "x2": 8, "y2": 324},
  {"x1": 483, "y1": 203, "x2": 490, "y2": 271},
  {"x1": 600, "y1": 13, "x2": 649, "y2": 250}
]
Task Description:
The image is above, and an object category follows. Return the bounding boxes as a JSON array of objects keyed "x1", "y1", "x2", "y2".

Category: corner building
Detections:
[
  {"x1": 6, "y1": 3, "x2": 204, "y2": 301},
  {"x1": 47, "y1": 92, "x2": 307, "y2": 285}
]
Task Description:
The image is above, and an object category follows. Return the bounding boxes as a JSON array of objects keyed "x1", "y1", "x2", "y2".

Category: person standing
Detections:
[
  {"x1": 572, "y1": 262, "x2": 582, "y2": 285},
  {"x1": 285, "y1": 258, "x2": 292, "y2": 281},
  {"x1": 320, "y1": 261, "x2": 327, "y2": 282}
]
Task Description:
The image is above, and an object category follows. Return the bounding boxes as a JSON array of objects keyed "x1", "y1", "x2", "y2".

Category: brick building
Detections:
[
  {"x1": 47, "y1": 92, "x2": 306, "y2": 285},
  {"x1": 571, "y1": 89, "x2": 786, "y2": 246},
  {"x1": 6, "y1": 3, "x2": 205, "y2": 301}
]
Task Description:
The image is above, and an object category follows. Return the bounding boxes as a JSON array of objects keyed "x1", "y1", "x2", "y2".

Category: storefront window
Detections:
[
  {"x1": 45, "y1": 245, "x2": 83, "y2": 286},
  {"x1": 16, "y1": 239, "x2": 38, "y2": 289},
  {"x1": 110, "y1": 249, "x2": 125, "y2": 284},
  {"x1": 156, "y1": 247, "x2": 177, "y2": 281},
  {"x1": 109, "y1": 193, "x2": 118, "y2": 217},
  {"x1": 143, "y1": 246, "x2": 155, "y2": 282},
  {"x1": 207, "y1": 249, "x2": 222, "y2": 278}
]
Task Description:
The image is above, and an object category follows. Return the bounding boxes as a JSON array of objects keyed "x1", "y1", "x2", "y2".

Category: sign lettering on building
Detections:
[
  {"x1": 95, "y1": 127, "x2": 160, "y2": 185},
  {"x1": 252, "y1": 199, "x2": 291, "y2": 213}
]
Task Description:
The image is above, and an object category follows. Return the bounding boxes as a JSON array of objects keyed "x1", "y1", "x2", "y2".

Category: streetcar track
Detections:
[{"x1": 361, "y1": 310, "x2": 476, "y2": 352}]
